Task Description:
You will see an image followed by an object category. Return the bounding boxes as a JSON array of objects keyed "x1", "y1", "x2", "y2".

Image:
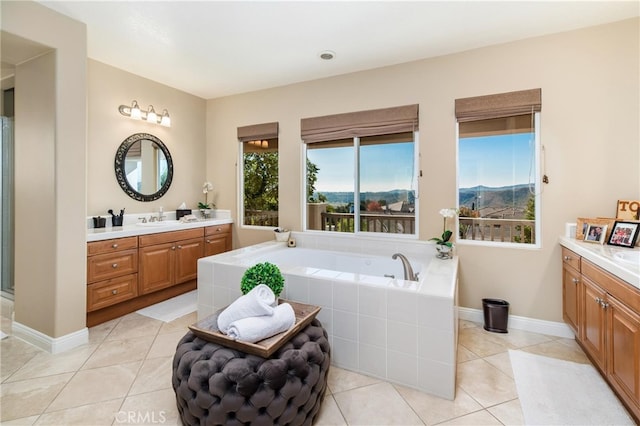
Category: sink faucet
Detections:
[
  {"x1": 149, "y1": 216, "x2": 158, "y2": 222},
  {"x1": 392, "y1": 253, "x2": 418, "y2": 281}
]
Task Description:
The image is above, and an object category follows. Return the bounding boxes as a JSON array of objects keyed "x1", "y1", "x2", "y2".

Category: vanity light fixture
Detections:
[{"x1": 118, "y1": 100, "x2": 171, "y2": 127}]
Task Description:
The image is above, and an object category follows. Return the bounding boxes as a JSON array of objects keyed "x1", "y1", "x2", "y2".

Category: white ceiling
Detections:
[{"x1": 25, "y1": 1, "x2": 640, "y2": 99}]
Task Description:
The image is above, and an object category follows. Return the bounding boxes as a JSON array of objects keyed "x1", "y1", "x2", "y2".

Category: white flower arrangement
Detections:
[
  {"x1": 198, "y1": 181, "x2": 215, "y2": 209},
  {"x1": 431, "y1": 208, "x2": 457, "y2": 247}
]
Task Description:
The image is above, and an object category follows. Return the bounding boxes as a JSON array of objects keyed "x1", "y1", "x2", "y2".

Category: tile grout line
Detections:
[{"x1": 29, "y1": 315, "x2": 125, "y2": 422}]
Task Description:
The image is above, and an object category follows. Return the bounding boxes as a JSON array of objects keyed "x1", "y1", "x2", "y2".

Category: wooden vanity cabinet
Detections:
[
  {"x1": 581, "y1": 275, "x2": 607, "y2": 371},
  {"x1": 608, "y1": 295, "x2": 640, "y2": 417},
  {"x1": 561, "y1": 247, "x2": 640, "y2": 421},
  {"x1": 86, "y1": 236, "x2": 139, "y2": 312},
  {"x1": 561, "y1": 247, "x2": 581, "y2": 335},
  {"x1": 204, "y1": 223, "x2": 232, "y2": 256},
  {"x1": 87, "y1": 224, "x2": 232, "y2": 327},
  {"x1": 139, "y1": 228, "x2": 204, "y2": 295}
]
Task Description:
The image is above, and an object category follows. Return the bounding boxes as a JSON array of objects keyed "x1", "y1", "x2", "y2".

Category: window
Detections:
[
  {"x1": 238, "y1": 122, "x2": 279, "y2": 227},
  {"x1": 455, "y1": 89, "x2": 541, "y2": 246},
  {"x1": 305, "y1": 132, "x2": 417, "y2": 235},
  {"x1": 301, "y1": 105, "x2": 419, "y2": 236}
]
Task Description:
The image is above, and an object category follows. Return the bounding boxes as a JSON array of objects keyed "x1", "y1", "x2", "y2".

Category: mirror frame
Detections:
[{"x1": 114, "y1": 133, "x2": 173, "y2": 202}]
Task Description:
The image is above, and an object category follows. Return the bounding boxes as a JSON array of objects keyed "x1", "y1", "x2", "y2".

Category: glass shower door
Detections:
[{"x1": 1, "y1": 116, "x2": 14, "y2": 297}]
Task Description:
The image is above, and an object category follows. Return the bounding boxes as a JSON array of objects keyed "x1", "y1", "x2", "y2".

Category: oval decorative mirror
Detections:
[{"x1": 114, "y1": 133, "x2": 173, "y2": 202}]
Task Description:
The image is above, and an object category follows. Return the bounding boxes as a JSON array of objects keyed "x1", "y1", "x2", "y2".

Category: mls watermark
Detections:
[{"x1": 115, "y1": 410, "x2": 167, "y2": 424}]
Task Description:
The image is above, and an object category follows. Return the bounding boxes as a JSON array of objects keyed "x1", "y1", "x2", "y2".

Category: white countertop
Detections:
[
  {"x1": 87, "y1": 218, "x2": 233, "y2": 242},
  {"x1": 559, "y1": 236, "x2": 640, "y2": 289}
]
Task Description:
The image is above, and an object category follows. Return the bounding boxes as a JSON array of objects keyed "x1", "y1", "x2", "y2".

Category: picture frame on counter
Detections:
[
  {"x1": 575, "y1": 217, "x2": 615, "y2": 242},
  {"x1": 607, "y1": 221, "x2": 640, "y2": 248},
  {"x1": 584, "y1": 224, "x2": 607, "y2": 244}
]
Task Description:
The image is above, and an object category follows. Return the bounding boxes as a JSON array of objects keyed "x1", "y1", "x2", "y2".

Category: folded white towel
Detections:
[
  {"x1": 227, "y1": 303, "x2": 296, "y2": 343},
  {"x1": 217, "y1": 284, "x2": 276, "y2": 333}
]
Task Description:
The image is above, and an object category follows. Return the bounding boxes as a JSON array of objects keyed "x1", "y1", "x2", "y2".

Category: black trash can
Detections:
[{"x1": 482, "y1": 298, "x2": 509, "y2": 333}]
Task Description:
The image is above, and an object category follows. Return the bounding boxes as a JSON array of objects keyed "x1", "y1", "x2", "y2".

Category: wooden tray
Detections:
[{"x1": 188, "y1": 299, "x2": 321, "y2": 358}]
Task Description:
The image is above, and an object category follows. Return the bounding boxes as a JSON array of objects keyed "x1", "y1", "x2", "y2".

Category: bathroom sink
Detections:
[
  {"x1": 613, "y1": 251, "x2": 640, "y2": 266},
  {"x1": 136, "y1": 220, "x2": 179, "y2": 227}
]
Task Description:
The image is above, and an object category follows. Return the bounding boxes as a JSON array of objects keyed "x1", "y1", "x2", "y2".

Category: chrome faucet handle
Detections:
[
  {"x1": 149, "y1": 216, "x2": 158, "y2": 222},
  {"x1": 138, "y1": 217, "x2": 147, "y2": 223}
]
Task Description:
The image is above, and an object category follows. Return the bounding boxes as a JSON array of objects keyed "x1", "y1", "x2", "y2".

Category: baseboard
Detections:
[
  {"x1": 12, "y1": 321, "x2": 88, "y2": 354},
  {"x1": 458, "y1": 307, "x2": 575, "y2": 339}
]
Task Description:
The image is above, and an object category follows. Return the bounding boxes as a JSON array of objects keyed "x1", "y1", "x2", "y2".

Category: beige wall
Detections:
[
  {"x1": 2, "y1": 1, "x2": 87, "y2": 337},
  {"x1": 87, "y1": 60, "x2": 207, "y2": 216},
  {"x1": 206, "y1": 18, "x2": 639, "y2": 322}
]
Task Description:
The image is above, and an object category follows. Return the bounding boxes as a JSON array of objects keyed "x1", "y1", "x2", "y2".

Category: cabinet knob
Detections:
[
  {"x1": 572, "y1": 278, "x2": 579, "y2": 284},
  {"x1": 563, "y1": 255, "x2": 571, "y2": 261},
  {"x1": 177, "y1": 245, "x2": 182, "y2": 249},
  {"x1": 595, "y1": 297, "x2": 602, "y2": 304},
  {"x1": 206, "y1": 239, "x2": 211, "y2": 244},
  {"x1": 171, "y1": 246, "x2": 176, "y2": 250},
  {"x1": 112, "y1": 289, "x2": 118, "y2": 295},
  {"x1": 112, "y1": 243, "x2": 118, "y2": 249},
  {"x1": 217, "y1": 227, "x2": 221, "y2": 231},
  {"x1": 112, "y1": 263, "x2": 118, "y2": 268}
]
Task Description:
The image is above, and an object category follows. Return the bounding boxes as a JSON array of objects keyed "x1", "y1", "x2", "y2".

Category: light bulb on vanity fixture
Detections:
[
  {"x1": 118, "y1": 100, "x2": 171, "y2": 127},
  {"x1": 130, "y1": 100, "x2": 142, "y2": 120},
  {"x1": 160, "y1": 109, "x2": 171, "y2": 127},
  {"x1": 146, "y1": 105, "x2": 157, "y2": 123}
]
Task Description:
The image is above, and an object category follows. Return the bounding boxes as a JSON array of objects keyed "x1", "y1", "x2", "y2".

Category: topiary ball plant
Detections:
[{"x1": 240, "y1": 262, "x2": 285, "y2": 297}]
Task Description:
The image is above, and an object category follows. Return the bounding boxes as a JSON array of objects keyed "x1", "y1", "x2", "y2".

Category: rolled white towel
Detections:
[
  {"x1": 217, "y1": 284, "x2": 276, "y2": 333},
  {"x1": 227, "y1": 303, "x2": 296, "y2": 343}
]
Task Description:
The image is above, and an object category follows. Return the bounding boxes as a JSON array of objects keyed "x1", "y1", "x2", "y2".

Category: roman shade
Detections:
[
  {"x1": 301, "y1": 104, "x2": 418, "y2": 143},
  {"x1": 455, "y1": 89, "x2": 541, "y2": 122},
  {"x1": 237, "y1": 122, "x2": 278, "y2": 142}
]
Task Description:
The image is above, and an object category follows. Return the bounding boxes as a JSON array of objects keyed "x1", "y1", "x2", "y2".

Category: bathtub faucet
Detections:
[{"x1": 391, "y1": 253, "x2": 418, "y2": 281}]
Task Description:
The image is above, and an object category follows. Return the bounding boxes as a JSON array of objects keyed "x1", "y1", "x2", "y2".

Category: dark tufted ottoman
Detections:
[{"x1": 172, "y1": 318, "x2": 330, "y2": 426}]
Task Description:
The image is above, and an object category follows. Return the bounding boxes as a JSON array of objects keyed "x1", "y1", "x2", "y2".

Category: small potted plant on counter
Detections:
[
  {"x1": 431, "y1": 208, "x2": 457, "y2": 259},
  {"x1": 198, "y1": 181, "x2": 215, "y2": 218}
]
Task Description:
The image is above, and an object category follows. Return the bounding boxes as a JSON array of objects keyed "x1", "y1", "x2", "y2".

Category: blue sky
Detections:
[
  {"x1": 308, "y1": 142, "x2": 414, "y2": 192},
  {"x1": 307, "y1": 133, "x2": 533, "y2": 193},
  {"x1": 458, "y1": 133, "x2": 534, "y2": 188}
]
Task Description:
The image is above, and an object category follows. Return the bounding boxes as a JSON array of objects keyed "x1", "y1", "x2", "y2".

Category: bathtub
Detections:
[
  {"x1": 197, "y1": 232, "x2": 459, "y2": 399},
  {"x1": 249, "y1": 247, "x2": 424, "y2": 280}
]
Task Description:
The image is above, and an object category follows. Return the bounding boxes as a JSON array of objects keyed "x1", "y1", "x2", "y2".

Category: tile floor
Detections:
[{"x1": 1, "y1": 297, "x2": 594, "y2": 425}]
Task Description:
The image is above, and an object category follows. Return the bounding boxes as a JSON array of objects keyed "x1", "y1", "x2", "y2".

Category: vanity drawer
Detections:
[
  {"x1": 87, "y1": 274, "x2": 138, "y2": 312},
  {"x1": 561, "y1": 247, "x2": 581, "y2": 272},
  {"x1": 87, "y1": 249, "x2": 138, "y2": 283},
  {"x1": 88, "y1": 236, "x2": 138, "y2": 256},
  {"x1": 582, "y1": 259, "x2": 640, "y2": 313},
  {"x1": 139, "y1": 228, "x2": 204, "y2": 247},
  {"x1": 205, "y1": 223, "x2": 231, "y2": 236}
]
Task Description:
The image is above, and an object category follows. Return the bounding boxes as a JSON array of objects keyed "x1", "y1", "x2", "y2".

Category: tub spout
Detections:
[{"x1": 392, "y1": 253, "x2": 418, "y2": 281}]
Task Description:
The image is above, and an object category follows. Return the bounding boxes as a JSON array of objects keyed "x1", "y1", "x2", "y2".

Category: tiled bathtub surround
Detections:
[{"x1": 197, "y1": 232, "x2": 459, "y2": 399}]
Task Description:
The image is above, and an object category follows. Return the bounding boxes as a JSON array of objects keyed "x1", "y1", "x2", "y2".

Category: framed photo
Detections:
[
  {"x1": 576, "y1": 217, "x2": 615, "y2": 241},
  {"x1": 607, "y1": 221, "x2": 640, "y2": 248},
  {"x1": 616, "y1": 200, "x2": 640, "y2": 221},
  {"x1": 584, "y1": 224, "x2": 607, "y2": 244}
]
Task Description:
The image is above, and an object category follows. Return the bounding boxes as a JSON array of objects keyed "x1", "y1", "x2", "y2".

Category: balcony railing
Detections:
[
  {"x1": 249, "y1": 207, "x2": 534, "y2": 242},
  {"x1": 244, "y1": 210, "x2": 278, "y2": 227},
  {"x1": 316, "y1": 213, "x2": 535, "y2": 243},
  {"x1": 320, "y1": 212, "x2": 415, "y2": 234},
  {"x1": 459, "y1": 217, "x2": 535, "y2": 243}
]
